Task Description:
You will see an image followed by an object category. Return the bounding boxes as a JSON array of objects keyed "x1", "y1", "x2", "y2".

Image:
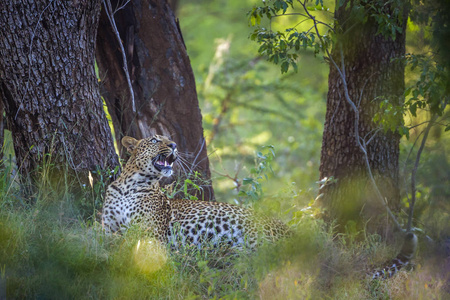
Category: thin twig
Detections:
[
  {"x1": 272, "y1": 12, "x2": 335, "y2": 31},
  {"x1": 365, "y1": 128, "x2": 382, "y2": 146},
  {"x1": 401, "y1": 127, "x2": 425, "y2": 208},
  {"x1": 406, "y1": 118, "x2": 434, "y2": 231},
  {"x1": 113, "y1": 0, "x2": 131, "y2": 14},
  {"x1": 407, "y1": 119, "x2": 449, "y2": 130},
  {"x1": 102, "y1": 0, "x2": 136, "y2": 112},
  {"x1": 406, "y1": 98, "x2": 446, "y2": 231}
]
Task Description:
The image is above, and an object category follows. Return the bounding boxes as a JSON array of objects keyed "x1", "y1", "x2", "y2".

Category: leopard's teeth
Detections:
[
  {"x1": 163, "y1": 160, "x2": 173, "y2": 167},
  {"x1": 156, "y1": 159, "x2": 173, "y2": 167}
]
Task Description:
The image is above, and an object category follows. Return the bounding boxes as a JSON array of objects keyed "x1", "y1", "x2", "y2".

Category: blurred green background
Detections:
[{"x1": 179, "y1": 0, "x2": 328, "y2": 208}]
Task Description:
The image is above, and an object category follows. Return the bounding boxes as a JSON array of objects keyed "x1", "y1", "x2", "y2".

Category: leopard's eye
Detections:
[{"x1": 151, "y1": 138, "x2": 158, "y2": 144}]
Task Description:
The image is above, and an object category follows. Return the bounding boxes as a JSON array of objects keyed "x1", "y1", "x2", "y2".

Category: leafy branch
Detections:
[
  {"x1": 249, "y1": 0, "x2": 405, "y2": 73},
  {"x1": 214, "y1": 146, "x2": 275, "y2": 207},
  {"x1": 248, "y1": 0, "x2": 334, "y2": 73}
]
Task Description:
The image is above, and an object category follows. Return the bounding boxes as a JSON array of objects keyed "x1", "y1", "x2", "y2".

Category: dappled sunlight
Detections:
[
  {"x1": 133, "y1": 239, "x2": 168, "y2": 275},
  {"x1": 258, "y1": 262, "x2": 316, "y2": 299},
  {"x1": 249, "y1": 131, "x2": 272, "y2": 145}
]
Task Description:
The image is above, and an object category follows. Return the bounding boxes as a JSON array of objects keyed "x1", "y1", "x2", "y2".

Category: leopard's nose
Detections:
[{"x1": 168, "y1": 143, "x2": 177, "y2": 150}]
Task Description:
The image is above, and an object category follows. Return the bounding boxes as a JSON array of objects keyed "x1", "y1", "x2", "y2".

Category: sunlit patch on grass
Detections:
[
  {"x1": 258, "y1": 263, "x2": 316, "y2": 299},
  {"x1": 133, "y1": 239, "x2": 168, "y2": 274}
]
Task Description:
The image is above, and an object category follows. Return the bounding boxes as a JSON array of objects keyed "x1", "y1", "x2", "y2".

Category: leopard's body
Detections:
[
  {"x1": 102, "y1": 135, "x2": 289, "y2": 248},
  {"x1": 168, "y1": 197, "x2": 287, "y2": 248}
]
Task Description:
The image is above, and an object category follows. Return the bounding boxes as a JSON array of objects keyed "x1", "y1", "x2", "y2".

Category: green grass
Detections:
[{"x1": 0, "y1": 159, "x2": 448, "y2": 299}]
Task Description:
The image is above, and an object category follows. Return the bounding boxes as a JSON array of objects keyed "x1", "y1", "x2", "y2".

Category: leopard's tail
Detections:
[{"x1": 372, "y1": 232, "x2": 418, "y2": 280}]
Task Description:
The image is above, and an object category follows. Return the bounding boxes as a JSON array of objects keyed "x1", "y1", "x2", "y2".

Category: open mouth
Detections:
[{"x1": 152, "y1": 153, "x2": 177, "y2": 172}]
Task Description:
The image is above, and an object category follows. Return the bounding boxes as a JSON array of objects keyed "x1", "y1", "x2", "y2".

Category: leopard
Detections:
[{"x1": 101, "y1": 135, "x2": 289, "y2": 249}]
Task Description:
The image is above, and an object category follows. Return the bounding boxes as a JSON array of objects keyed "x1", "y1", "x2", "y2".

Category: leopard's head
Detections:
[{"x1": 122, "y1": 135, "x2": 178, "y2": 178}]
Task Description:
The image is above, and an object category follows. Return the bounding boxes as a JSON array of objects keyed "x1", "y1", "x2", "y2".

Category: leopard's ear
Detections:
[{"x1": 122, "y1": 136, "x2": 139, "y2": 153}]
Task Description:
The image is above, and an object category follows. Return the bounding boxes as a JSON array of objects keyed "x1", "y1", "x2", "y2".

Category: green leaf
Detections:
[
  {"x1": 409, "y1": 102, "x2": 417, "y2": 117},
  {"x1": 243, "y1": 178, "x2": 254, "y2": 185},
  {"x1": 114, "y1": 165, "x2": 120, "y2": 174},
  {"x1": 273, "y1": 54, "x2": 279, "y2": 64},
  {"x1": 238, "y1": 190, "x2": 247, "y2": 197},
  {"x1": 256, "y1": 151, "x2": 266, "y2": 159},
  {"x1": 281, "y1": 61, "x2": 289, "y2": 73}
]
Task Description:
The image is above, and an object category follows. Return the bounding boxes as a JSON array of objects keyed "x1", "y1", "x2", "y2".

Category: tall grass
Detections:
[{"x1": 0, "y1": 158, "x2": 448, "y2": 299}]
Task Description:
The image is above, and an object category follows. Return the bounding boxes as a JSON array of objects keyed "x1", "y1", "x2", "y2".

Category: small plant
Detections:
[
  {"x1": 79, "y1": 165, "x2": 120, "y2": 219},
  {"x1": 237, "y1": 145, "x2": 275, "y2": 206},
  {"x1": 0, "y1": 155, "x2": 18, "y2": 209},
  {"x1": 181, "y1": 171, "x2": 203, "y2": 201},
  {"x1": 163, "y1": 171, "x2": 206, "y2": 201}
]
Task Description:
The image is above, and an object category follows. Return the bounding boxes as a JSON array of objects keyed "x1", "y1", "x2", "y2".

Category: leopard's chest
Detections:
[{"x1": 102, "y1": 185, "x2": 152, "y2": 233}]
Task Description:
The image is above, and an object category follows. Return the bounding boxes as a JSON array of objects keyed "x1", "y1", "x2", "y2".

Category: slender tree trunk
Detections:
[
  {"x1": 96, "y1": 0, "x2": 214, "y2": 200},
  {"x1": 0, "y1": 1, "x2": 119, "y2": 191},
  {"x1": 318, "y1": 1, "x2": 408, "y2": 234}
]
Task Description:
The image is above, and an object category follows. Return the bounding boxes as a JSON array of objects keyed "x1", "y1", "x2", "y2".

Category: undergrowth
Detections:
[{"x1": 0, "y1": 162, "x2": 448, "y2": 299}]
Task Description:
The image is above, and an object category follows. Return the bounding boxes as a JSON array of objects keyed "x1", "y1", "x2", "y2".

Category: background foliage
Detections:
[{"x1": 180, "y1": 0, "x2": 328, "y2": 211}]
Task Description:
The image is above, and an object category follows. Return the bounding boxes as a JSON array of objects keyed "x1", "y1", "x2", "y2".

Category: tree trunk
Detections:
[
  {"x1": 96, "y1": 0, "x2": 214, "y2": 200},
  {"x1": 318, "y1": 0, "x2": 408, "y2": 234},
  {"x1": 0, "y1": 95, "x2": 4, "y2": 162},
  {"x1": 0, "y1": 1, "x2": 119, "y2": 191}
]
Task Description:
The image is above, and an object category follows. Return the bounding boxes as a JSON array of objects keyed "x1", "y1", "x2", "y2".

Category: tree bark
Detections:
[
  {"x1": 318, "y1": 0, "x2": 408, "y2": 234},
  {"x1": 96, "y1": 0, "x2": 214, "y2": 200},
  {"x1": 0, "y1": 0, "x2": 119, "y2": 190},
  {"x1": 0, "y1": 93, "x2": 3, "y2": 162}
]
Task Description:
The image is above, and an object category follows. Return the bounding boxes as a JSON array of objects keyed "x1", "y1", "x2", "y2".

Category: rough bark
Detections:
[
  {"x1": 0, "y1": 0, "x2": 119, "y2": 190},
  {"x1": 96, "y1": 0, "x2": 214, "y2": 200},
  {"x1": 318, "y1": 0, "x2": 408, "y2": 233},
  {"x1": 0, "y1": 94, "x2": 3, "y2": 162}
]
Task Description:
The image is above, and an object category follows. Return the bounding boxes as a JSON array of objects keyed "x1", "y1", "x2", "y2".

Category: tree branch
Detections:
[
  {"x1": 102, "y1": 0, "x2": 136, "y2": 113},
  {"x1": 407, "y1": 97, "x2": 447, "y2": 231},
  {"x1": 406, "y1": 115, "x2": 436, "y2": 231}
]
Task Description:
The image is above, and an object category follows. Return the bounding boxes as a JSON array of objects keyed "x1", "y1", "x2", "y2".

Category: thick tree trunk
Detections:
[
  {"x1": 96, "y1": 0, "x2": 214, "y2": 200},
  {"x1": 0, "y1": 95, "x2": 3, "y2": 162},
  {"x1": 0, "y1": 1, "x2": 119, "y2": 190},
  {"x1": 318, "y1": 1, "x2": 408, "y2": 233}
]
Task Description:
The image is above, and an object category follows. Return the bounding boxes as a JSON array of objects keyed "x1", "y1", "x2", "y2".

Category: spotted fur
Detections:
[
  {"x1": 102, "y1": 135, "x2": 289, "y2": 248},
  {"x1": 372, "y1": 232, "x2": 418, "y2": 279}
]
